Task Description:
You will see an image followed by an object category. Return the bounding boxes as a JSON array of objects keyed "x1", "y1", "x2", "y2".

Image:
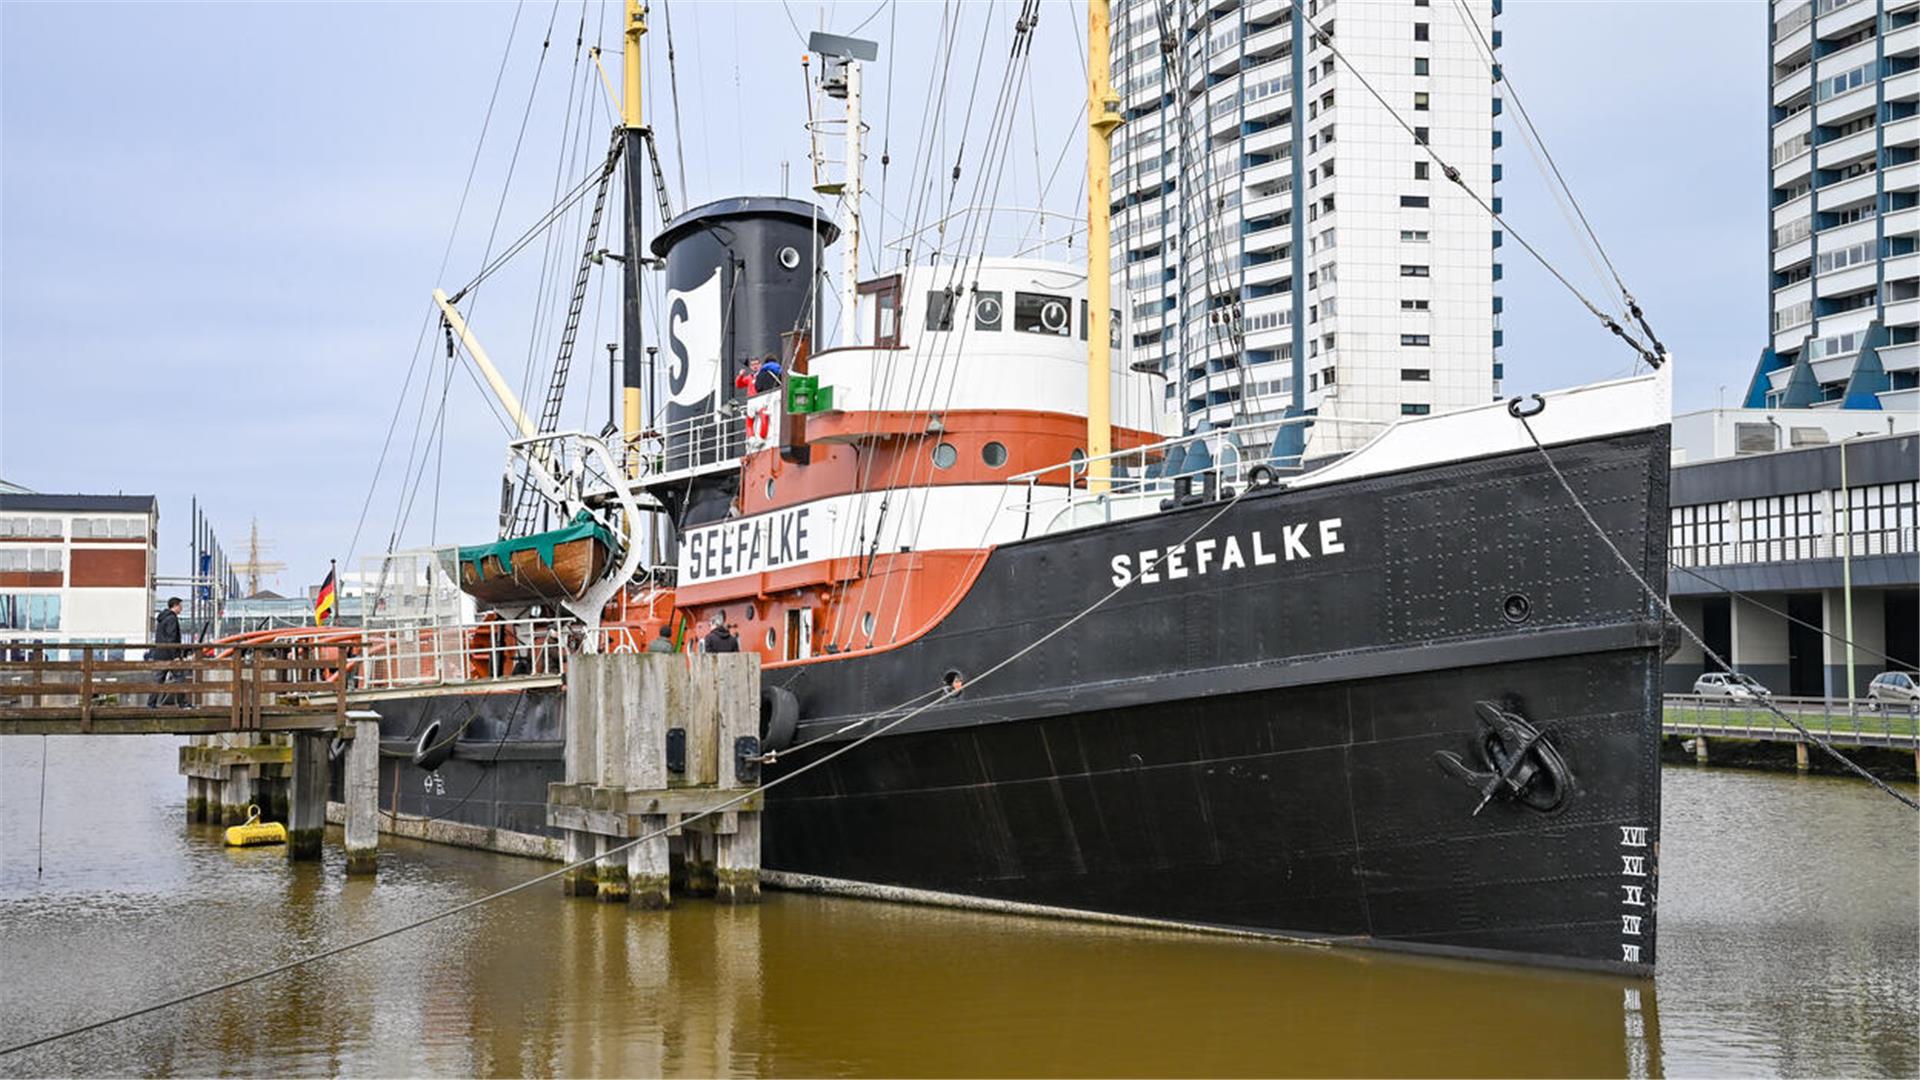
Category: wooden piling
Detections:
[
  {"x1": 1694, "y1": 735, "x2": 1709, "y2": 764},
  {"x1": 344, "y1": 714, "x2": 380, "y2": 875},
  {"x1": 548, "y1": 652, "x2": 761, "y2": 912},
  {"x1": 288, "y1": 731, "x2": 329, "y2": 861},
  {"x1": 1795, "y1": 740, "x2": 1810, "y2": 772}
]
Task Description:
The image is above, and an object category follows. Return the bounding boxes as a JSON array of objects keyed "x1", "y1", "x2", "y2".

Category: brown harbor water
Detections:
[{"x1": 1, "y1": 736, "x2": 1914, "y2": 1077}]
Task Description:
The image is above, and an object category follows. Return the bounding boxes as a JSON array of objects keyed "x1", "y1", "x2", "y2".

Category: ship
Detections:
[{"x1": 285, "y1": 0, "x2": 1671, "y2": 974}]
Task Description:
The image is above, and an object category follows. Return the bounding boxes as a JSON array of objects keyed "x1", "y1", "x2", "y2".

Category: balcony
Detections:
[
  {"x1": 1815, "y1": 0, "x2": 1875, "y2": 39},
  {"x1": 1814, "y1": 261, "x2": 1877, "y2": 298},
  {"x1": 1814, "y1": 127, "x2": 1876, "y2": 169},
  {"x1": 1815, "y1": 169, "x2": 1878, "y2": 207},
  {"x1": 1773, "y1": 235, "x2": 1813, "y2": 272}
]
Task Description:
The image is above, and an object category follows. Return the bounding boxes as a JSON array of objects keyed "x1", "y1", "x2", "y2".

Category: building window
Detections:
[
  {"x1": 1670, "y1": 502, "x2": 1729, "y2": 568},
  {"x1": 1400, "y1": 264, "x2": 1430, "y2": 277},
  {"x1": 0, "y1": 594, "x2": 61, "y2": 631},
  {"x1": 1401, "y1": 403, "x2": 1432, "y2": 416},
  {"x1": 1400, "y1": 195, "x2": 1430, "y2": 208},
  {"x1": 1401, "y1": 299, "x2": 1430, "y2": 311},
  {"x1": 1400, "y1": 229, "x2": 1429, "y2": 242},
  {"x1": 1413, "y1": 126, "x2": 1429, "y2": 145},
  {"x1": 1736, "y1": 493, "x2": 1822, "y2": 563},
  {"x1": 1414, "y1": 57, "x2": 1429, "y2": 75},
  {"x1": 1413, "y1": 92, "x2": 1429, "y2": 111},
  {"x1": 1013, "y1": 292, "x2": 1072, "y2": 336},
  {"x1": 1414, "y1": 22, "x2": 1429, "y2": 40},
  {"x1": 1414, "y1": 160, "x2": 1429, "y2": 180},
  {"x1": 1401, "y1": 369, "x2": 1431, "y2": 381},
  {"x1": 1400, "y1": 334, "x2": 1431, "y2": 346},
  {"x1": 1833, "y1": 482, "x2": 1919, "y2": 558}
]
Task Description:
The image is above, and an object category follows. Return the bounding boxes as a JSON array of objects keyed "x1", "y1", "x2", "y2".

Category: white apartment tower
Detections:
[
  {"x1": 1110, "y1": 0, "x2": 1503, "y2": 436},
  {"x1": 1754, "y1": 0, "x2": 1919, "y2": 413}
]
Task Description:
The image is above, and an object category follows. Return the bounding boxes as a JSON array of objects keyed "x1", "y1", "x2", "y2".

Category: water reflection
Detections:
[{"x1": 1, "y1": 737, "x2": 1913, "y2": 1077}]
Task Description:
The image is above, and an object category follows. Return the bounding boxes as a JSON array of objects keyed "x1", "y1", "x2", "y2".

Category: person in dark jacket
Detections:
[
  {"x1": 701, "y1": 611, "x2": 740, "y2": 653},
  {"x1": 149, "y1": 597, "x2": 184, "y2": 707}
]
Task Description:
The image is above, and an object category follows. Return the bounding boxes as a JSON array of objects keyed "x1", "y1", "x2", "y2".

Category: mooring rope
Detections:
[
  {"x1": 0, "y1": 480, "x2": 1260, "y2": 1058},
  {"x1": 1514, "y1": 406, "x2": 1918, "y2": 812}
]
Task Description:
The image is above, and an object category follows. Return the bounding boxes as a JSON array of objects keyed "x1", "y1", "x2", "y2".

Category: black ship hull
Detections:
[{"x1": 365, "y1": 424, "x2": 1669, "y2": 973}]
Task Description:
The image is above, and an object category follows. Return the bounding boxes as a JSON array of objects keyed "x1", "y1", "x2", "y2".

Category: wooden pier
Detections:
[
  {"x1": 548, "y1": 653, "x2": 764, "y2": 907},
  {"x1": 1, "y1": 641, "x2": 381, "y2": 872}
]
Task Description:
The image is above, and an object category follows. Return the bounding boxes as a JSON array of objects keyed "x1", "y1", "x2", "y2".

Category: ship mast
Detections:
[
  {"x1": 621, "y1": 0, "x2": 648, "y2": 472},
  {"x1": 1086, "y1": 0, "x2": 1121, "y2": 494}
]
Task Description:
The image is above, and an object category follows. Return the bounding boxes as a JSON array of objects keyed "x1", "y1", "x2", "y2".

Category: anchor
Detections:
[{"x1": 1434, "y1": 701, "x2": 1574, "y2": 815}]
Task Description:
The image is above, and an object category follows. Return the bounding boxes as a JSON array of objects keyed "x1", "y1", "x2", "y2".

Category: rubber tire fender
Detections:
[
  {"x1": 412, "y1": 719, "x2": 455, "y2": 770},
  {"x1": 761, "y1": 685, "x2": 800, "y2": 752}
]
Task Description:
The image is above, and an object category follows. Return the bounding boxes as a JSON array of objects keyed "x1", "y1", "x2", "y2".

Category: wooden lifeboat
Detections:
[{"x1": 456, "y1": 512, "x2": 614, "y2": 605}]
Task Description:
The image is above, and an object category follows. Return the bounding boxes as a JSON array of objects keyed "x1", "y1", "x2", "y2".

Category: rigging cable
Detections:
[
  {"x1": 660, "y1": 0, "x2": 692, "y2": 200},
  {"x1": 1296, "y1": 10, "x2": 1663, "y2": 370},
  {"x1": 1514, "y1": 412, "x2": 1917, "y2": 812},
  {"x1": 345, "y1": 1, "x2": 526, "y2": 569},
  {"x1": 1448, "y1": 0, "x2": 1662, "y2": 357},
  {"x1": 0, "y1": 458, "x2": 1269, "y2": 1062}
]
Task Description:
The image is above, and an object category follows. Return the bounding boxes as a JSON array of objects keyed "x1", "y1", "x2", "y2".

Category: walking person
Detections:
[
  {"x1": 701, "y1": 611, "x2": 739, "y2": 653},
  {"x1": 148, "y1": 596, "x2": 184, "y2": 707}
]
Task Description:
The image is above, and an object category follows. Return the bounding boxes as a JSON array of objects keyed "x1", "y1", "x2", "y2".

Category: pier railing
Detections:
[
  {"x1": 0, "y1": 640, "x2": 349, "y2": 735},
  {"x1": 1662, "y1": 693, "x2": 1919, "y2": 750}
]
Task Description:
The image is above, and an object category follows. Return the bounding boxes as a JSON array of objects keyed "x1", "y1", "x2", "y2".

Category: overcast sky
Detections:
[{"x1": 0, "y1": 0, "x2": 1762, "y2": 586}]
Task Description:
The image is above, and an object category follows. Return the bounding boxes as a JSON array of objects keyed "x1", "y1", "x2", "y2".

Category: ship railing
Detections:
[
  {"x1": 621, "y1": 402, "x2": 775, "y2": 487},
  {"x1": 1005, "y1": 414, "x2": 1390, "y2": 535},
  {"x1": 347, "y1": 616, "x2": 584, "y2": 692},
  {"x1": 1662, "y1": 693, "x2": 1919, "y2": 750},
  {"x1": 345, "y1": 615, "x2": 684, "y2": 693}
]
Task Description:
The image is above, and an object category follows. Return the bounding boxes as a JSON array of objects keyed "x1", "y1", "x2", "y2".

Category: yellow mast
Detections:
[
  {"x1": 1086, "y1": 0, "x2": 1122, "y2": 494},
  {"x1": 622, "y1": 0, "x2": 647, "y2": 460}
]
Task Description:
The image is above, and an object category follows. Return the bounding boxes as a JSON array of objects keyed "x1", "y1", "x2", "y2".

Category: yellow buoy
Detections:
[{"x1": 224, "y1": 805, "x2": 288, "y2": 847}]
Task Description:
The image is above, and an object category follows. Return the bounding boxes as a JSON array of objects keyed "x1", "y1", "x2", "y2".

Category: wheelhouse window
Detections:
[
  {"x1": 926, "y1": 289, "x2": 958, "y2": 331},
  {"x1": 858, "y1": 275, "x2": 902, "y2": 347},
  {"x1": 1015, "y1": 292, "x2": 1072, "y2": 336},
  {"x1": 973, "y1": 290, "x2": 1003, "y2": 330}
]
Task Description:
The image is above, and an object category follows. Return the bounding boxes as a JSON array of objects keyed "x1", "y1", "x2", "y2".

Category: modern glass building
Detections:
[
  {"x1": 1109, "y1": 0, "x2": 1502, "y2": 435},
  {"x1": 1751, "y1": 0, "x2": 1919, "y2": 413}
]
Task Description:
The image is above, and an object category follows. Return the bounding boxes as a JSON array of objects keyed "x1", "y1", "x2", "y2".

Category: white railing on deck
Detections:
[
  {"x1": 348, "y1": 616, "x2": 659, "y2": 693},
  {"x1": 1006, "y1": 414, "x2": 1389, "y2": 534}
]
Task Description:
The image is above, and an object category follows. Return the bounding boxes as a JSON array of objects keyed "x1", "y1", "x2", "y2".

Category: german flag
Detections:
[{"x1": 313, "y1": 566, "x2": 337, "y2": 626}]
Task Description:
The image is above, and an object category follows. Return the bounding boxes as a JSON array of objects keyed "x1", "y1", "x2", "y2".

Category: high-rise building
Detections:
[
  {"x1": 1750, "y1": 0, "x2": 1918, "y2": 413},
  {"x1": 1109, "y1": 0, "x2": 1502, "y2": 437}
]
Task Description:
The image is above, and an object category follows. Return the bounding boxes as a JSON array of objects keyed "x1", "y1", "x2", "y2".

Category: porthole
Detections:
[
  {"x1": 932, "y1": 442, "x2": 959, "y2": 469},
  {"x1": 861, "y1": 611, "x2": 876, "y2": 638},
  {"x1": 1069, "y1": 448, "x2": 1087, "y2": 477},
  {"x1": 982, "y1": 441, "x2": 1008, "y2": 468},
  {"x1": 1040, "y1": 299, "x2": 1069, "y2": 333},
  {"x1": 764, "y1": 477, "x2": 775, "y2": 500},
  {"x1": 765, "y1": 627, "x2": 778, "y2": 649},
  {"x1": 778, "y1": 245, "x2": 801, "y2": 270}
]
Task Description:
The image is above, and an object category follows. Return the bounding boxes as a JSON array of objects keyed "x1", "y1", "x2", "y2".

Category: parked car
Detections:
[
  {"x1": 1692, "y1": 672, "x2": 1772, "y2": 700},
  {"x1": 1866, "y1": 671, "x2": 1920, "y2": 711}
]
